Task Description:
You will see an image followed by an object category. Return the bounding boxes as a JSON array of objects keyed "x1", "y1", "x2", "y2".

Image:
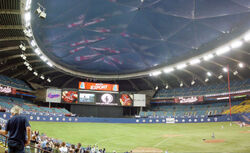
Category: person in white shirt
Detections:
[{"x1": 59, "y1": 142, "x2": 68, "y2": 153}]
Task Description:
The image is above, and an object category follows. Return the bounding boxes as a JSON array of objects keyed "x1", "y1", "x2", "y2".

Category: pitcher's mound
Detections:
[
  {"x1": 162, "y1": 134, "x2": 183, "y2": 138},
  {"x1": 133, "y1": 147, "x2": 162, "y2": 153},
  {"x1": 204, "y1": 139, "x2": 225, "y2": 143}
]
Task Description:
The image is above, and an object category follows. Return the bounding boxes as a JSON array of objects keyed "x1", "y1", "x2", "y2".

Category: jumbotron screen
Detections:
[
  {"x1": 79, "y1": 93, "x2": 95, "y2": 103},
  {"x1": 61, "y1": 90, "x2": 78, "y2": 104}
]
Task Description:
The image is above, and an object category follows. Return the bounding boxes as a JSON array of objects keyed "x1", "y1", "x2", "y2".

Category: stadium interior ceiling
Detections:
[{"x1": 0, "y1": 0, "x2": 250, "y2": 92}]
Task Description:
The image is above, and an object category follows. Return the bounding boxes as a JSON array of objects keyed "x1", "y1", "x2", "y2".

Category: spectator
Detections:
[
  {"x1": 0, "y1": 105, "x2": 31, "y2": 153},
  {"x1": 43, "y1": 142, "x2": 52, "y2": 152},
  {"x1": 76, "y1": 143, "x2": 84, "y2": 153},
  {"x1": 53, "y1": 142, "x2": 60, "y2": 153},
  {"x1": 59, "y1": 142, "x2": 68, "y2": 153}
]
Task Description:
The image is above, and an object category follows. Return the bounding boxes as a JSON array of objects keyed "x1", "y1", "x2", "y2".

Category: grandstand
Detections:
[{"x1": 0, "y1": 0, "x2": 250, "y2": 152}]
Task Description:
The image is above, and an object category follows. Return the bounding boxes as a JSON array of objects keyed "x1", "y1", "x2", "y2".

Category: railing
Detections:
[{"x1": 0, "y1": 134, "x2": 51, "y2": 153}]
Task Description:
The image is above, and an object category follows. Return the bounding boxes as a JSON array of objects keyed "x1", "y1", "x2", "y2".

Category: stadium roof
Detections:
[{"x1": 0, "y1": 0, "x2": 250, "y2": 91}]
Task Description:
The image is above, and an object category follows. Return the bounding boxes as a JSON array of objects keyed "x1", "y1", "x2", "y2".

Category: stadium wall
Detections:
[
  {"x1": 0, "y1": 112, "x2": 247, "y2": 124},
  {"x1": 70, "y1": 105, "x2": 123, "y2": 118}
]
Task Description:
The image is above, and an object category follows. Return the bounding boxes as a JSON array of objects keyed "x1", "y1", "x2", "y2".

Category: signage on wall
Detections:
[
  {"x1": 79, "y1": 82, "x2": 119, "y2": 92},
  {"x1": 174, "y1": 96, "x2": 204, "y2": 103},
  {"x1": 0, "y1": 85, "x2": 14, "y2": 94}
]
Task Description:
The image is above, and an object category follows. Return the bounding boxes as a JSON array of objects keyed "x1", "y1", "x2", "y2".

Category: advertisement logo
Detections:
[
  {"x1": 101, "y1": 94, "x2": 113, "y2": 104},
  {"x1": 48, "y1": 93, "x2": 60, "y2": 99}
]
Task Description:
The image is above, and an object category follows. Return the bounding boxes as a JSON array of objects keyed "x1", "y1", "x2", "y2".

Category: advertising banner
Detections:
[
  {"x1": 133, "y1": 94, "x2": 146, "y2": 107},
  {"x1": 62, "y1": 90, "x2": 78, "y2": 104},
  {"x1": 174, "y1": 96, "x2": 203, "y2": 103},
  {"x1": 0, "y1": 85, "x2": 12, "y2": 94},
  {"x1": 79, "y1": 93, "x2": 95, "y2": 103},
  {"x1": 96, "y1": 93, "x2": 119, "y2": 106},
  {"x1": 166, "y1": 118, "x2": 175, "y2": 123},
  {"x1": 119, "y1": 94, "x2": 133, "y2": 106},
  {"x1": 46, "y1": 89, "x2": 61, "y2": 103},
  {"x1": 79, "y1": 82, "x2": 119, "y2": 92}
]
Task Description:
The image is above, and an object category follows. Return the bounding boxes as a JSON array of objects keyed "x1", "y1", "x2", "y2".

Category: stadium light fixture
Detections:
[
  {"x1": 27, "y1": 66, "x2": 32, "y2": 71},
  {"x1": 40, "y1": 56, "x2": 48, "y2": 62},
  {"x1": 189, "y1": 59, "x2": 200, "y2": 65},
  {"x1": 180, "y1": 82, "x2": 183, "y2": 87},
  {"x1": 19, "y1": 43, "x2": 26, "y2": 51},
  {"x1": 218, "y1": 75, "x2": 223, "y2": 79},
  {"x1": 47, "y1": 78, "x2": 51, "y2": 82},
  {"x1": 21, "y1": 54, "x2": 27, "y2": 60},
  {"x1": 40, "y1": 75, "x2": 45, "y2": 80},
  {"x1": 223, "y1": 67, "x2": 228, "y2": 72},
  {"x1": 205, "y1": 78, "x2": 209, "y2": 82},
  {"x1": 191, "y1": 80, "x2": 195, "y2": 85},
  {"x1": 243, "y1": 32, "x2": 250, "y2": 41},
  {"x1": 155, "y1": 86, "x2": 158, "y2": 90},
  {"x1": 203, "y1": 54, "x2": 214, "y2": 61},
  {"x1": 23, "y1": 29, "x2": 32, "y2": 37},
  {"x1": 25, "y1": 0, "x2": 32, "y2": 11},
  {"x1": 33, "y1": 71, "x2": 38, "y2": 76},
  {"x1": 36, "y1": 4, "x2": 47, "y2": 19},
  {"x1": 47, "y1": 62, "x2": 53, "y2": 67},
  {"x1": 233, "y1": 71, "x2": 238, "y2": 75},
  {"x1": 34, "y1": 48, "x2": 41, "y2": 55},
  {"x1": 165, "y1": 84, "x2": 169, "y2": 89},
  {"x1": 24, "y1": 12, "x2": 31, "y2": 23},
  {"x1": 238, "y1": 63, "x2": 244, "y2": 68},
  {"x1": 151, "y1": 71, "x2": 162, "y2": 76},
  {"x1": 207, "y1": 72, "x2": 212, "y2": 77},
  {"x1": 230, "y1": 40, "x2": 243, "y2": 49},
  {"x1": 24, "y1": 61, "x2": 29, "y2": 66},
  {"x1": 30, "y1": 40, "x2": 36, "y2": 47},
  {"x1": 176, "y1": 63, "x2": 187, "y2": 69},
  {"x1": 216, "y1": 46, "x2": 230, "y2": 55},
  {"x1": 163, "y1": 67, "x2": 174, "y2": 73}
]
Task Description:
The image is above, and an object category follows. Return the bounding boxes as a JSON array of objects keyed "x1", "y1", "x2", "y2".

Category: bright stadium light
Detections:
[
  {"x1": 207, "y1": 72, "x2": 212, "y2": 77},
  {"x1": 230, "y1": 40, "x2": 243, "y2": 49},
  {"x1": 151, "y1": 71, "x2": 162, "y2": 76},
  {"x1": 163, "y1": 67, "x2": 174, "y2": 73},
  {"x1": 40, "y1": 75, "x2": 45, "y2": 80},
  {"x1": 243, "y1": 32, "x2": 250, "y2": 41},
  {"x1": 40, "y1": 56, "x2": 48, "y2": 62},
  {"x1": 165, "y1": 84, "x2": 169, "y2": 89},
  {"x1": 27, "y1": 66, "x2": 32, "y2": 71},
  {"x1": 191, "y1": 80, "x2": 195, "y2": 85},
  {"x1": 19, "y1": 43, "x2": 26, "y2": 51},
  {"x1": 47, "y1": 78, "x2": 51, "y2": 82},
  {"x1": 34, "y1": 48, "x2": 41, "y2": 55},
  {"x1": 216, "y1": 46, "x2": 230, "y2": 55},
  {"x1": 233, "y1": 71, "x2": 238, "y2": 75},
  {"x1": 155, "y1": 86, "x2": 158, "y2": 90},
  {"x1": 180, "y1": 82, "x2": 183, "y2": 87},
  {"x1": 30, "y1": 40, "x2": 36, "y2": 47},
  {"x1": 218, "y1": 75, "x2": 223, "y2": 79},
  {"x1": 24, "y1": 12, "x2": 31, "y2": 23},
  {"x1": 205, "y1": 78, "x2": 209, "y2": 82},
  {"x1": 203, "y1": 54, "x2": 214, "y2": 61},
  {"x1": 176, "y1": 63, "x2": 187, "y2": 69},
  {"x1": 23, "y1": 29, "x2": 32, "y2": 37},
  {"x1": 223, "y1": 67, "x2": 228, "y2": 72},
  {"x1": 24, "y1": 61, "x2": 29, "y2": 66},
  {"x1": 33, "y1": 71, "x2": 38, "y2": 76},
  {"x1": 189, "y1": 59, "x2": 200, "y2": 65},
  {"x1": 47, "y1": 62, "x2": 53, "y2": 67},
  {"x1": 25, "y1": 0, "x2": 32, "y2": 11},
  {"x1": 238, "y1": 63, "x2": 244, "y2": 68}
]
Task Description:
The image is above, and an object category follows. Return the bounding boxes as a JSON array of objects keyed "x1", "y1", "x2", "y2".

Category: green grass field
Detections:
[{"x1": 30, "y1": 122, "x2": 250, "y2": 153}]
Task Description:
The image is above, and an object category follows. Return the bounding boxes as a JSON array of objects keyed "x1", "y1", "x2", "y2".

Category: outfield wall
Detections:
[{"x1": 0, "y1": 112, "x2": 247, "y2": 124}]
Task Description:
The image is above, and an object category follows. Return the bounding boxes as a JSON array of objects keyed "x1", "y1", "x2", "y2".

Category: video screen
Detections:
[
  {"x1": 120, "y1": 94, "x2": 133, "y2": 106},
  {"x1": 79, "y1": 93, "x2": 95, "y2": 103},
  {"x1": 62, "y1": 90, "x2": 78, "y2": 104},
  {"x1": 96, "y1": 93, "x2": 118, "y2": 106}
]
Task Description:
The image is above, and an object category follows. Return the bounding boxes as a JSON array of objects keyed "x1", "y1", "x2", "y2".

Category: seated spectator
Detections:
[
  {"x1": 43, "y1": 142, "x2": 52, "y2": 152},
  {"x1": 59, "y1": 142, "x2": 68, "y2": 153},
  {"x1": 76, "y1": 143, "x2": 84, "y2": 153}
]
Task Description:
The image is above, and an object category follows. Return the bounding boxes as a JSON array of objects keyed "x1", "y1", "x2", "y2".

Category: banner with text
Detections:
[
  {"x1": 174, "y1": 96, "x2": 204, "y2": 103},
  {"x1": 79, "y1": 82, "x2": 119, "y2": 92},
  {"x1": 133, "y1": 94, "x2": 146, "y2": 107},
  {"x1": 46, "y1": 89, "x2": 62, "y2": 103}
]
